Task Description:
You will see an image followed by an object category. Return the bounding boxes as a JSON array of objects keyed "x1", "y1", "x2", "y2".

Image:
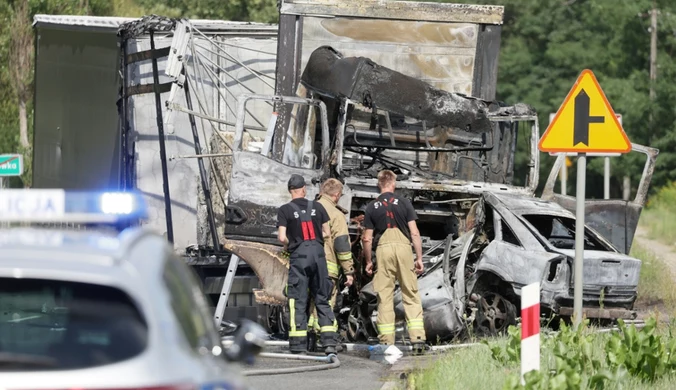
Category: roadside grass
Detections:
[
  {"x1": 641, "y1": 182, "x2": 676, "y2": 245},
  {"x1": 408, "y1": 326, "x2": 676, "y2": 390},
  {"x1": 633, "y1": 243, "x2": 676, "y2": 314},
  {"x1": 406, "y1": 339, "x2": 514, "y2": 390}
]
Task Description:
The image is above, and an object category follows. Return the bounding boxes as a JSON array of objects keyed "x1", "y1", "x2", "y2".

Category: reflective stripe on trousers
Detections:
[
  {"x1": 286, "y1": 240, "x2": 337, "y2": 350},
  {"x1": 373, "y1": 228, "x2": 426, "y2": 345}
]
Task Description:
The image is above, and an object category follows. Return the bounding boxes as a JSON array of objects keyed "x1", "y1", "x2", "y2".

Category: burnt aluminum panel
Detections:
[
  {"x1": 280, "y1": 0, "x2": 505, "y2": 25},
  {"x1": 214, "y1": 36, "x2": 278, "y2": 138},
  {"x1": 472, "y1": 25, "x2": 502, "y2": 101},
  {"x1": 300, "y1": 17, "x2": 479, "y2": 96},
  {"x1": 128, "y1": 36, "x2": 211, "y2": 250},
  {"x1": 126, "y1": 30, "x2": 278, "y2": 252},
  {"x1": 128, "y1": 35, "x2": 278, "y2": 251},
  {"x1": 33, "y1": 14, "x2": 279, "y2": 34}
]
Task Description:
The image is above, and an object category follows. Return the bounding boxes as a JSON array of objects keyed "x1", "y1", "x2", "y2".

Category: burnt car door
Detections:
[
  {"x1": 223, "y1": 94, "x2": 334, "y2": 243},
  {"x1": 541, "y1": 144, "x2": 658, "y2": 254}
]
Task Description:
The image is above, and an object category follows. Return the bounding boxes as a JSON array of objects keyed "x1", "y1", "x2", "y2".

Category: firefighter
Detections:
[
  {"x1": 362, "y1": 170, "x2": 426, "y2": 352},
  {"x1": 308, "y1": 178, "x2": 355, "y2": 351},
  {"x1": 277, "y1": 174, "x2": 338, "y2": 354}
]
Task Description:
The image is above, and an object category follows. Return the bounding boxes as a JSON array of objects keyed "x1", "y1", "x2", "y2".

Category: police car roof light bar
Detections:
[{"x1": 0, "y1": 189, "x2": 148, "y2": 224}]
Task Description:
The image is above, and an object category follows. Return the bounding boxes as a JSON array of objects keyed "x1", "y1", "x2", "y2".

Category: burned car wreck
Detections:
[
  {"x1": 349, "y1": 191, "x2": 644, "y2": 343},
  {"x1": 215, "y1": 45, "x2": 658, "y2": 343}
]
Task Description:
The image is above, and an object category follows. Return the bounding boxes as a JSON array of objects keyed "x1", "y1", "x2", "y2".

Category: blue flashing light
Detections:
[
  {"x1": 0, "y1": 189, "x2": 148, "y2": 223},
  {"x1": 100, "y1": 192, "x2": 135, "y2": 215}
]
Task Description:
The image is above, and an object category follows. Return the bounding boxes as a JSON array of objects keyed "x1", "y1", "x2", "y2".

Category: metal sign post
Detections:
[
  {"x1": 604, "y1": 157, "x2": 610, "y2": 199},
  {"x1": 574, "y1": 154, "x2": 586, "y2": 320},
  {"x1": 603, "y1": 114, "x2": 622, "y2": 200},
  {"x1": 539, "y1": 70, "x2": 631, "y2": 326}
]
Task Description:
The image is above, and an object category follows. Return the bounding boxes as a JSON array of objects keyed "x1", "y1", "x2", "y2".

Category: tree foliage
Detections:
[
  {"x1": 0, "y1": 0, "x2": 674, "y2": 195},
  {"x1": 134, "y1": 0, "x2": 279, "y2": 23},
  {"x1": 444, "y1": 0, "x2": 676, "y2": 197}
]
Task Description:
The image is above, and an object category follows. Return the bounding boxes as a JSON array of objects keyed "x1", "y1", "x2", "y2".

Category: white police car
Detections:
[{"x1": 0, "y1": 189, "x2": 261, "y2": 390}]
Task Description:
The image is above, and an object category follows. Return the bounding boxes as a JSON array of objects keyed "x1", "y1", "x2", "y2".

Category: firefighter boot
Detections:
[{"x1": 307, "y1": 330, "x2": 318, "y2": 352}]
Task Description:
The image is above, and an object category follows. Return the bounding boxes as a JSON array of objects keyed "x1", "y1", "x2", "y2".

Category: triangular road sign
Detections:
[{"x1": 539, "y1": 69, "x2": 631, "y2": 154}]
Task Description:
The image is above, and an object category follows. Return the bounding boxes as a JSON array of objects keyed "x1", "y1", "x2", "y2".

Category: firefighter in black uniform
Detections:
[{"x1": 277, "y1": 174, "x2": 338, "y2": 354}]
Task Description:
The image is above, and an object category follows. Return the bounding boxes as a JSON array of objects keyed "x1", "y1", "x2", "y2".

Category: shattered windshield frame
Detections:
[{"x1": 520, "y1": 214, "x2": 616, "y2": 252}]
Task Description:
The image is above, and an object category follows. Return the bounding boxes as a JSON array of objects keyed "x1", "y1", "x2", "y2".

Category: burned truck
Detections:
[
  {"x1": 215, "y1": 2, "x2": 658, "y2": 341},
  {"x1": 221, "y1": 46, "x2": 657, "y2": 342}
]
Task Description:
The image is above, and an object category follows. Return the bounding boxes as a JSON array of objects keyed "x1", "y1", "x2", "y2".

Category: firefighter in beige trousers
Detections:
[
  {"x1": 308, "y1": 178, "x2": 355, "y2": 350},
  {"x1": 362, "y1": 170, "x2": 426, "y2": 351}
]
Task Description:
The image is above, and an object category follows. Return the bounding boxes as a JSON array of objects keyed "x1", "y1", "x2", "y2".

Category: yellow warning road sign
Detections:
[{"x1": 539, "y1": 69, "x2": 631, "y2": 154}]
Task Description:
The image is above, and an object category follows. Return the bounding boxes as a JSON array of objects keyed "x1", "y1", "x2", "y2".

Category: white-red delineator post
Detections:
[{"x1": 521, "y1": 282, "x2": 540, "y2": 383}]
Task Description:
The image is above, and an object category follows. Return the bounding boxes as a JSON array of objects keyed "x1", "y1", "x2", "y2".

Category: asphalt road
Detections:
[{"x1": 243, "y1": 351, "x2": 391, "y2": 390}]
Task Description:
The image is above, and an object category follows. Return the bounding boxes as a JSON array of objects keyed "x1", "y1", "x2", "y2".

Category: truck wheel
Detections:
[{"x1": 474, "y1": 290, "x2": 517, "y2": 336}]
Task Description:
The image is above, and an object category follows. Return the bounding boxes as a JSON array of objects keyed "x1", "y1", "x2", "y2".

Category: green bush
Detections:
[
  {"x1": 606, "y1": 318, "x2": 676, "y2": 382},
  {"x1": 483, "y1": 317, "x2": 676, "y2": 390},
  {"x1": 482, "y1": 325, "x2": 521, "y2": 365},
  {"x1": 646, "y1": 182, "x2": 676, "y2": 213}
]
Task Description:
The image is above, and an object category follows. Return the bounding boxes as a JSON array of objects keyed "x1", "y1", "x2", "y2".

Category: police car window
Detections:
[
  {"x1": 163, "y1": 256, "x2": 217, "y2": 351},
  {"x1": 0, "y1": 278, "x2": 147, "y2": 371}
]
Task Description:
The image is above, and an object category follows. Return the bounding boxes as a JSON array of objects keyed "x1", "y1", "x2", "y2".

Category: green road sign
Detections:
[{"x1": 0, "y1": 154, "x2": 23, "y2": 176}]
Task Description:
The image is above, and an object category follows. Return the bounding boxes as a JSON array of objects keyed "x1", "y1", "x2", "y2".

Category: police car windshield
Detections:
[{"x1": 0, "y1": 278, "x2": 148, "y2": 371}]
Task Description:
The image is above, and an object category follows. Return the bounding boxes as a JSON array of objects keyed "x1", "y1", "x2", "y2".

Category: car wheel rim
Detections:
[{"x1": 479, "y1": 292, "x2": 510, "y2": 334}]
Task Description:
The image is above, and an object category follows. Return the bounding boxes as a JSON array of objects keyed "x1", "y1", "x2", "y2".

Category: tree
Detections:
[
  {"x1": 8, "y1": 0, "x2": 32, "y2": 150},
  {"x1": 431, "y1": 0, "x2": 676, "y2": 198},
  {"x1": 134, "y1": 0, "x2": 279, "y2": 23}
]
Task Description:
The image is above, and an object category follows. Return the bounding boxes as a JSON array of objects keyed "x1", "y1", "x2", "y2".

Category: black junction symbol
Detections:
[{"x1": 573, "y1": 89, "x2": 605, "y2": 146}]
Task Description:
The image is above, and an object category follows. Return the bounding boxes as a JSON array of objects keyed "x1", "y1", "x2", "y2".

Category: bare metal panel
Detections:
[
  {"x1": 280, "y1": 0, "x2": 504, "y2": 25},
  {"x1": 128, "y1": 36, "x2": 215, "y2": 250},
  {"x1": 33, "y1": 28, "x2": 121, "y2": 190},
  {"x1": 215, "y1": 37, "x2": 278, "y2": 138},
  {"x1": 300, "y1": 17, "x2": 478, "y2": 95},
  {"x1": 129, "y1": 34, "x2": 278, "y2": 251}
]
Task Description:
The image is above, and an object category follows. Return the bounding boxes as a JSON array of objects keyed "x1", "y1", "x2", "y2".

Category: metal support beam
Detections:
[
  {"x1": 472, "y1": 24, "x2": 502, "y2": 100},
  {"x1": 573, "y1": 153, "x2": 587, "y2": 326},
  {"x1": 120, "y1": 36, "x2": 129, "y2": 190},
  {"x1": 214, "y1": 255, "x2": 240, "y2": 326},
  {"x1": 604, "y1": 157, "x2": 610, "y2": 199},
  {"x1": 184, "y1": 70, "x2": 220, "y2": 250},
  {"x1": 169, "y1": 153, "x2": 233, "y2": 161},
  {"x1": 149, "y1": 30, "x2": 174, "y2": 243},
  {"x1": 561, "y1": 162, "x2": 567, "y2": 196},
  {"x1": 272, "y1": 14, "x2": 303, "y2": 160}
]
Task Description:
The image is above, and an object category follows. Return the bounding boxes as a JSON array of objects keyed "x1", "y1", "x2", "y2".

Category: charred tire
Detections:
[
  {"x1": 346, "y1": 304, "x2": 363, "y2": 342},
  {"x1": 473, "y1": 287, "x2": 517, "y2": 337}
]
